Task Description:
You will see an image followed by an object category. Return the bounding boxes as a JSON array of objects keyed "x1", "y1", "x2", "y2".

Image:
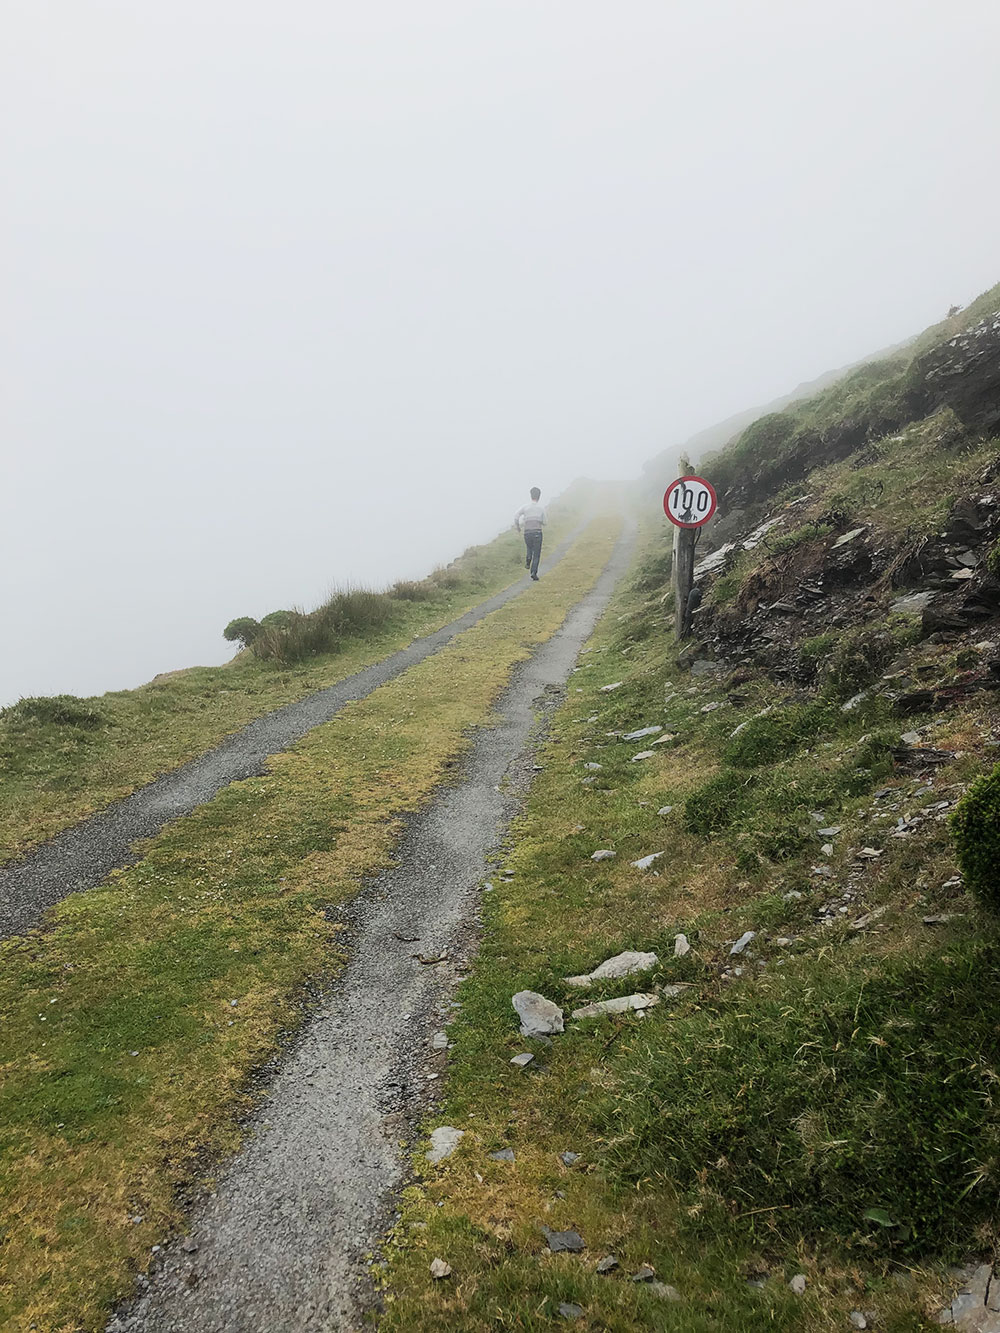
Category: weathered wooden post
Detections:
[{"x1": 663, "y1": 461, "x2": 717, "y2": 642}]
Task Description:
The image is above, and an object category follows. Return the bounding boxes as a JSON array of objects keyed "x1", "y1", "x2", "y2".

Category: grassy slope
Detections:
[
  {"x1": 381, "y1": 299, "x2": 1000, "y2": 1330},
  {"x1": 0, "y1": 508, "x2": 582, "y2": 865},
  {"x1": 0, "y1": 516, "x2": 620, "y2": 1333}
]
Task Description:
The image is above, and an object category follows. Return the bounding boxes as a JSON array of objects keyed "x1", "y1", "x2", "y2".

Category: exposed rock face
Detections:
[{"x1": 915, "y1": 312, "x2": 1000, "y2": 432}]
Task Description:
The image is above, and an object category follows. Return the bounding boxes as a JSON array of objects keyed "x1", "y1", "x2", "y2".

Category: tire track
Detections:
[
  {"x1": 0, "y1": 528, "x2": 585, "y2": 940},
  {"x1": 109, "y1": 519, "x2": 635, "y2": 1333}
]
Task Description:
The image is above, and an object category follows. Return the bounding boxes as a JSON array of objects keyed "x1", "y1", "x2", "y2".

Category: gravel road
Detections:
[
  {"x1": 0, "y1": 531, "x2": 582, "y2": 940},
  {"x1": 108, "y1": 520, "x2": 634, "y2": 1333}
]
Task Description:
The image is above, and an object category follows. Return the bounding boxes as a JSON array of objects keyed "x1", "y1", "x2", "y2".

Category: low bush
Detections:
[
  {"x1": 724, "y1": 703, "x2": 831, "y2": 767},
  {"x1": 260, "y1": 609, "x2": 296, "y2": 630},
  {"x1": 223, "y1": 617, "x2": 262, "y2": 649},
  {"x1": 684, "y1": 770, "x2": 755, "y2": 835},
  {"x1": 823, "y1": 625, "x2": 898, "y2": 700},
  {"x1": 950, "y1": 763, "x2": 1000, "y2": 910},
  {"x1": 2, "y1": 695, "x2": 107, "y2": 730}
]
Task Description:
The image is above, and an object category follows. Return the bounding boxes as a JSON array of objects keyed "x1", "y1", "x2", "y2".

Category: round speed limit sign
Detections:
[{"x1": 663, "y1": 475, "x2": 717, "y2": 529}]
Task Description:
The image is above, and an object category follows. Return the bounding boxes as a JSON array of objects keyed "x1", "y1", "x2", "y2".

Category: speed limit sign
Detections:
[{"x1": 663, "y1": 475, "x2": 717, "y2": 529}]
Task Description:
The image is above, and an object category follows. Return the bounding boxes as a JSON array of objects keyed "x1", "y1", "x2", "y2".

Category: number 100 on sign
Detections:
[{"x1": 663, "y1": 475, "x2": 717, "y2": 529}]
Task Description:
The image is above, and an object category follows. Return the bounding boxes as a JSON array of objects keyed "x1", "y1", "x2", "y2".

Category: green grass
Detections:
[
  {"x1": 380, "y1": 518, "x2": 999, "y2": 1332},
  {"x1": 0, "y1": 505, "x2": 585, "y2": 865},
  {"x1": 0, "y1": 517, "x2": 621, "y2": 1332}
]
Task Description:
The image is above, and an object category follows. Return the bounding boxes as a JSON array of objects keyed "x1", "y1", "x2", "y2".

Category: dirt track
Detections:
[{"x1": 109, "y1": 521, "x2": 634, "y2": 1333}]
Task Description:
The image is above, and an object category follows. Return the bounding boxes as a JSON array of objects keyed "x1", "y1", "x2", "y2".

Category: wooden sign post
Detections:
[{"x1": 663, "y1": 467, "x2": 717, "y2": 641}]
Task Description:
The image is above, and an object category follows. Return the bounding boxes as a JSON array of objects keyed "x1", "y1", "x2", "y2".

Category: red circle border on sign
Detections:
[{"x1": 663, "y1": 475, "x2": 718, "y2": 529}]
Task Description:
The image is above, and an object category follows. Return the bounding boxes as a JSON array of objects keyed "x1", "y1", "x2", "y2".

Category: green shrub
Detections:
[
  {"x1": 223, "y1": 617, "x2": 262, "y2": 649},
  {"x1": 950, "y1": 764, "x2": 1000, "y2": 909},
  {"x1": 259, "y1": 609, "x2": 296, "y2": 629},
  {"x1": 2, "y1": 695, "x2": 107, "y2": 730},
  {"x1": 724, "y1": 703, "x2": 831, "y2": 768},
  {"x1": 593, "y1": 945, "x2": 1000, "y2": 1258},
  {"x1": 799, "y1": 631, "x2": 838, "y2": 662},
  {"x1": 823, "y1": 626, "x2": 897, "y2": 700},
  {"x1": 684, "y1": 771, "x2": 755, "y2": 835}
]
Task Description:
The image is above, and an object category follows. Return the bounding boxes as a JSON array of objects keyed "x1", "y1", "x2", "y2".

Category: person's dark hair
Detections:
[{"x1": 530, "y1": 487, "x2": 541, "y2": 500}]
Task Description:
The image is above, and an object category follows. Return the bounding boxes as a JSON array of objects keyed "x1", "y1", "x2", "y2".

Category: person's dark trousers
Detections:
[{"x1": 523, "y1": 528, "x2": 543, "y2": 579}]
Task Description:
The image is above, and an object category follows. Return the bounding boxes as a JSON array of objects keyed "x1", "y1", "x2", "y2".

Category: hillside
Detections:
[
  {"x1": 3, "y1": 288, "x2": 1000, "y2": 1332},
  {"x1": 380, "y1": 284, "x2": 1000, "y2": 1332}
]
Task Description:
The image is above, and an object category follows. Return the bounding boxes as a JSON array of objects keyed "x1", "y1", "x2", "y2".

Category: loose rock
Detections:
[
  {"x1": 542, "y1": 1227, "x2": 586, "y2": 1253},
  {"x1": 427, "y1": 1127, "x2": 464, "y2": 1163},
  {"x1": 559, "y1": 1151, "x2": 580, "y2": 1166},
  {"x1": 490, "y1": 1148, "x2": 515, "y2": 1163},
  {"x1": 512, "y1": 991, "x2": 564, "y2": 1037},
  {"x1": 430, "y1": 1257, "x2": 452, "y2": 1280},
  {"x1": 849, "y1": 1313, "x2": 868, "y2": 1330},
  {"x1": 650, "y1": 1282, "x2": 682, "y2": 1301},
  {"x1": 591, "y1": 849, "x2": 616, "y2": 861},
  {"x1": 631, "y1": 852, "x2": 664, "y2": 870},
  {"x1": 674, "y1": 933, "x2": 690, "y2": 957},
  {"x1": 789, "y1": 1274, "x2": 807, "y2": 1295},
  {"x1": 564, "y1": 950, "x2": 659, "y2": 988},
  {"x1": 729, "y1": 930, "x2": 756, "y2": 956},
  {"x1": 595, "y1": 1254, "x2": 618, "y2": 1273},
  {"x1": 557, "y1": 1303, "x2": 584, "y2": 1320},
  {"x1": 632, "y1": 1263, "x2": 656, "y2": 1282},
  {"x1": 510, "y1": 1052, "x2": 535, "y2": 1068},
  {"x1": 631, "y1": 750, "x2": 656, "y2": 761},
  {"x1": 572, "y1": 992, "x2": 659, "y2": 1019},
  {"x1": 431, "y1": 1031, "x2": 449, "y2": 1051},
  {"x1": 623, "y1": 725, "x2": 663, "y2": 740}
]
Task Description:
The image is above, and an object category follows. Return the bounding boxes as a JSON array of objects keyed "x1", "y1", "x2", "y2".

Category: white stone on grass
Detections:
[
  {"x1": 564, "y1": 951, "x2": 658, "y2": 989},
  {"x1": 674, "y1": 933, "x2": 690, "y2": 957},
  {"x1": 512, "y1": 990, "x2": 564, "y2": 1037},
  {"x1": 729, "y1": 931, "x2": 756, "y2": 956},
  {"x1": 430, "y1": 1258, "x2": 452, "y2": 1279},
  {"x1": 510, "y1": 1052, "x2": 534, "y2": 1068},
  {"x1": 623, "y1": 725, "x2": 663, "y2": 741},
  {"x1": 427, "y1": 1127, "x2": 464, "y2": 1163},
  {"x1": 591, "y1": 849, "x2": 616, "y2": 861},
  {"x1": 631, "y1": 750, "x2": 656, "y2": 762},
  {"x1": 572, "y1": 992, "x2": 659, "y2": 1019},
  {"x1": 789, "y1": 1274, "x2": 807, "y2": 1295},
  {"x1": 631, "y1": 852, "x2": 664, "y2": 871}
]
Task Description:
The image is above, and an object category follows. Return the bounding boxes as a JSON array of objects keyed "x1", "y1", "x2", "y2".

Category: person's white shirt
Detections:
[{"x1": 514, "y1": 502, "x2": 547, "y2": 531}]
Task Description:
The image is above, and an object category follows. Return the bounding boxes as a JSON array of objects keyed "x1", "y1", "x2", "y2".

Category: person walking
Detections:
[{"x1": 514, "y1": 487, "x2": 546, "y2": 580}]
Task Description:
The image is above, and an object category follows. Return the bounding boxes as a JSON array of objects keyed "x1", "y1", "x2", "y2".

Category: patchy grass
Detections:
[
  {"x1": 0, "y1": 518, "x2": 620, "y2": 1333},
  {"x1": 380, "y1": 520, "x2": 1000, "y2": 1332},
  {"x1": 0, "y1": 508, "x2": 584, "y2": 865}
]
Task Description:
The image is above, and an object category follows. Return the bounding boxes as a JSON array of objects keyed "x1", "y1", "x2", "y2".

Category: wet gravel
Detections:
[
  {"x1": 108, "y1": 521, "x2": 635, "y2": 1333},
  {"x1": 0, "y1": 531, "x2": 582, "y2": 941}
]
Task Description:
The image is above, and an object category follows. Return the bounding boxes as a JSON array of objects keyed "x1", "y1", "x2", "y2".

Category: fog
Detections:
[{"x1": 3, "y1": 1, "x2": 999, "y2": 704}]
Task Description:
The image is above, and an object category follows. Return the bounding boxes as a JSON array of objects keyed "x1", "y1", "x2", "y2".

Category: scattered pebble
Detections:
[
  {"x1": 510, "y1": 1052, "x2": 534, "y2": 1068},
  {"x1": 658, "y1": 805, "x2": 674, "y2": 816},
  {"x1": 557, "y1": 1303, "x2": 584, "y2": 1320},
  {"x1": 789, "y1": 1274, "x2": 807, "y2": 1295},
  {"x1": 649, "y1": 1282, "x2": 682, "y2": 1301},
  {"x1": 674, "y1": 933, "x2": 690, "y2": 957},
  {"x1": 430, "y1": 1257, "x2": 452, "y2": 1280},
  {"x1": 591, "y1": 849, "x2": 616, "y2": 862},
  {"x1": 490, "y1": 1148, "x2": 515, "y2": 1163},
  {"x1": 631, "y1": 750, "x2": 656, "y2": 762},
  {"x1": 849, "y1": 1313, "x2": 868, "y2": 1330},
  {"x1": 559, "y1": 1151, "x2": 580, "y2": 1166},
  {"x1": 729, "y1": 930, "x2": 756, "y2": 956},
  {"x1": 431, "y1": 1031, "x2": 449, "y2": 1051},
  {"x1": 631, "y1": 852, "x2": 664, "y2": 870},
  {"x1": 595, "y1": 1254, "x2": 618, "y2": 1273},
  {"x1": 632, "y1": 1263, "x2": 656, "y2": 1282},
  {"x1": 572, "y1": 992, "x2": 659, "y2": 1019},
  {"x1": 565, "y1": 951, "x2": 658, "y2": 989},
  {"x1": 600, "y1": 681, "x2": 624, "y2": 692}
]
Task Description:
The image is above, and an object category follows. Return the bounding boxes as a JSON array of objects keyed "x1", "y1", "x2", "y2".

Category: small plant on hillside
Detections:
[
  {"x1": 684, "y1": 770, "x2": 754, "y2": 835},
  {"x1": 633, "y1": 544, "x2": 673, "y2": 592},
  {"x1": 767, "y1": 521, "x2": 832, "y2": 555},
  {"x1": 223, "y1": 617, "x2": 262, "y2": 649},
  {"x1": 724, "y1": 703, "x2": 831, "y2": 767},
  {"x1": 823, "y1": 625, "x2": 897, "y2": 700},
  {"x1": 985, "y1": 537, "x2": 1000, "y2": 578},
  {"x1": 950, "y1": 763, "x2": 1000, "y2": 909},
  {"x1": 2, "y1": 695, "x2": 107, "y2": 730}
]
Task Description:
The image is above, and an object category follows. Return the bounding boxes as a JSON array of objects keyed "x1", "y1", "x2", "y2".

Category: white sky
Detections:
[{"x1": 2, "y1": 0, "x2": 999, "y2": 703}]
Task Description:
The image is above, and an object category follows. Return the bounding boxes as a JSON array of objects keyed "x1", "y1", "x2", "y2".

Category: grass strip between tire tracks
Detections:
[{"x1": 0, "y1": 515, "x2": 620, "y2": 1333}]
